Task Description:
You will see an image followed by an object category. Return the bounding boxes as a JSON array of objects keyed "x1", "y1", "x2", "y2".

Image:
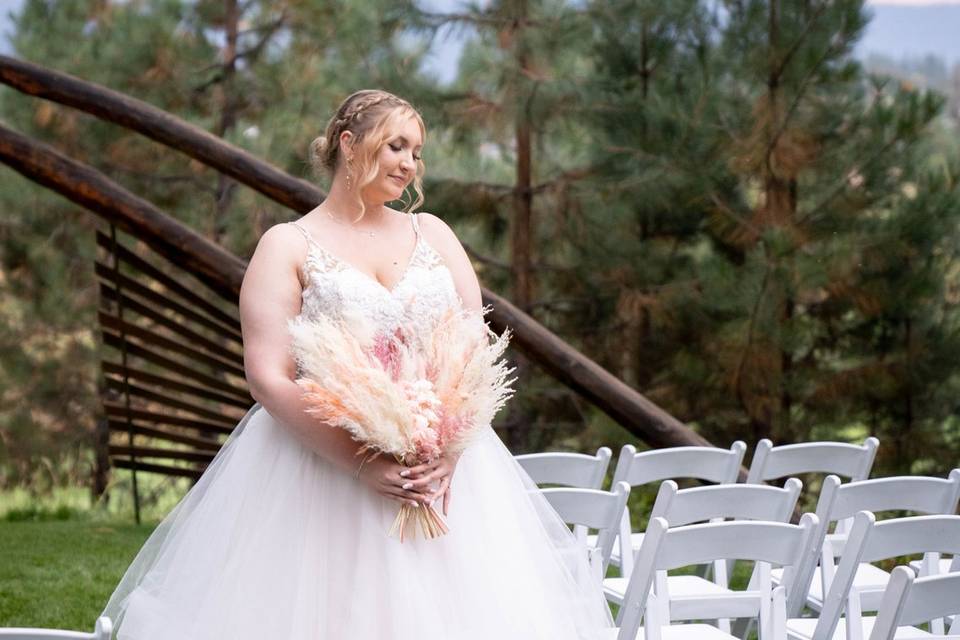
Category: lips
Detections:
[{"x1": 389, "y1": 174, "x2": 407, "y2": 185}]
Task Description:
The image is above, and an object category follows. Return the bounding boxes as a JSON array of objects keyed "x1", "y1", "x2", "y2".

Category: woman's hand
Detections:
[
  {"x1": 356, "y1": 454, "x2": 434, "y2": 507},
  {"x1": 402, "y1": 452, "x2": 462, "y2": 515}
]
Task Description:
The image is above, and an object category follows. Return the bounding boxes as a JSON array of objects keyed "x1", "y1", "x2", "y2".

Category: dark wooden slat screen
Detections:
[
  {"x1": 103, "y1": 403, "x2": 234, "y2": 435},
  {"x1": 102, "y1": 362, "x2": 249, "y2": 409},
  {"x1": 99, "y1": 313, "x2": 246, "y2": 379},
  {"x1": 106, "y1": 421, "x2": 223, "y2": 451},
  {"x1": 109, "y1": 445, "x2": 215, "y2": 464},
  {"x1": 98, "y1": 282, "x2": 244, "y2": 365},
  {"x1": 95, "y1": 260, "x2": 242, "y2": 342},
  {"x1": 103, "y1": 379, "x2": 245, "y2": 424},
  {"x1": 113, "y1": 458, "x2": 203, "y2": 481},
  {"x1": 100, "y1": 331, "x2": 248, "y2": 399},
  {"x1": 97, "y1": 224, "x2": 252, "y2": 522},
  {"x1": 95, "y1": 231, "x2": 242, "y2": 334}
]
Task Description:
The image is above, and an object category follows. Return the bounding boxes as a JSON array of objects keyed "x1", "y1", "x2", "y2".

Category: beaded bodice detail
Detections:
[{"x1": 291, "y1": 214, "x2": 462, "y2": 333}]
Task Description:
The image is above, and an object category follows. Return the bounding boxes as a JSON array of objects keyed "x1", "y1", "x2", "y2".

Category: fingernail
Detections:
[
  {"x1": 402, "y1": 482, "x2": 413, "y2": 490},
  {"x1": 400, "y1": 470, "x2": 410, "y2": 477}
]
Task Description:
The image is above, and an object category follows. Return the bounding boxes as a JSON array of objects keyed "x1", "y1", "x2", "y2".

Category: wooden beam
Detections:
[{"x1": 0, "y1": 55, "x2": 320, "y2": 213}]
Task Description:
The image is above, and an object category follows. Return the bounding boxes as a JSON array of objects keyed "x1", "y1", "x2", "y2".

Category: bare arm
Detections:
[{"x1": 239, "y1": 223, "x2": 430, "y2": 505}]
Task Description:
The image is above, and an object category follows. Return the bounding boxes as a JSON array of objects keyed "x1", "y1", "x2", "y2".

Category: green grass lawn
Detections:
[
  {"x1": 0, "y1": 519, "x2": 155, "y2": 630},
  {"x1": 0, "y1": 484, "x2": 758, "y2": 632}
]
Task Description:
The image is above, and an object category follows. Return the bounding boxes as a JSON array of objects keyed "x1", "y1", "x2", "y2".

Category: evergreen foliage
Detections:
[{"x1": 1, "y1": 0, "x2": 958, "y2": 491}]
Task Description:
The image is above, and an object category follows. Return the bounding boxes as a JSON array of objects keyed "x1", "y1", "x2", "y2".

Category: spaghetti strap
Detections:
[
  {"x1": 289, "y1": 221, "x2": 320, "y2": 248},
  {"x1": 410, "y1": 212, "x2": 421, "y2": 239}
]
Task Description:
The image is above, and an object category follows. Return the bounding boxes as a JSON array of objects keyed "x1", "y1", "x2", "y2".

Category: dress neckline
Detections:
[{"x1": 291, "y1": 218, "x2": 423, "y2": 297}]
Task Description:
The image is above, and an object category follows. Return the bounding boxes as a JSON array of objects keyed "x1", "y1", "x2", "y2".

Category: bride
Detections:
[{"x1": 101, "y1": 89, "x2": 613, "y2": 639}]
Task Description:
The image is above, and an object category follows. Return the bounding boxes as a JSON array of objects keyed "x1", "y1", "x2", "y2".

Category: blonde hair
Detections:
[{"x1": 310, "y1": 90, "x2": 426, "y2": 220}]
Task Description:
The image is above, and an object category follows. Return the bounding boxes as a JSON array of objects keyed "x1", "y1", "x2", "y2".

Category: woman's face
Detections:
[{"x1": 362, "y1": 116, "x2": 422, "y2": 205}]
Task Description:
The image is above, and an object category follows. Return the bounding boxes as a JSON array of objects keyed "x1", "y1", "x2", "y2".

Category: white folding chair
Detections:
[
  {"x1": 870, "y1": 568, "x2": 960, "y2": 640},
  {"x1": 605, "y1": 441, "x2": 747, "y2": 577},
  {"x1": 515, "y1": 446, "x2": 613, "y2": 490},
  {"x1": 612, "y1": 514, "x2": 821, "y2": 640},
  {"x1": 604, "y1": 478, "x2": 802, "y2": 635},
  {"x1": 787, "y1": 512, "x2": 960, "y2": 640},
  {"x1": 604, "y1": 478, "x2": 802, "y2": 604},
  {"x1": 785, "y1": 470, "x2": 960, "y2": 617},
  {"x1": 0, "y1": 617, "x2": 112, "y2": 640},
  {"x1": 541, "y1": 481, "x2": 631, "y2": 580},
  {"x1": 746, "y1": 438, "x2": 879, "y2": 486}
]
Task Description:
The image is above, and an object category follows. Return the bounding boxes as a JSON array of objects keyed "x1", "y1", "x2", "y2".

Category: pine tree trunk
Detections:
[
  {"x1": 212, "y1": 0, "x2": 240, "y2": 244},
  {"x1": 507, "y1": 0, "x2": 535, "y2": 452}
]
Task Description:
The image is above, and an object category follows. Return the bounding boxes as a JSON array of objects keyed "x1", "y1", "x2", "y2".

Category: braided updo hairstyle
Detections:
[{"x1": 310, "y1": 89, "x2": 426, "y2": 221}]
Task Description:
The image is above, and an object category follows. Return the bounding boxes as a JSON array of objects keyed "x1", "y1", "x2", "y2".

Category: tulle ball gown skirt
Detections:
[{"x1": 102, "y1": 404, "x2": 614, "y2": 639}]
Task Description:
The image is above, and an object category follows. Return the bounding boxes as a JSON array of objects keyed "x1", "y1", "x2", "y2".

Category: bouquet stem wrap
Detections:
[{"x1": 289, "y1": 306, "x2": 514, "y2": 542}]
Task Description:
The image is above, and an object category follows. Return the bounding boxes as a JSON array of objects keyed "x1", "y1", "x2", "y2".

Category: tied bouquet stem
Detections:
[{"x1": 288, "y1": 305, "x2": 515, "y2": 542}]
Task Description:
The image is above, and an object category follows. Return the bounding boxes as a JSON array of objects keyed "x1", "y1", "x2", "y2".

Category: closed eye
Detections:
[{"x1": 390, "y1": 139, "x2": 423, "y2": 162}]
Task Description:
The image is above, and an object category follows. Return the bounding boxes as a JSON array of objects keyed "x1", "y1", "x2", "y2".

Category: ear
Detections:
[{"x1": 339, "y1": 130, "x2": 354, "y2": 161}]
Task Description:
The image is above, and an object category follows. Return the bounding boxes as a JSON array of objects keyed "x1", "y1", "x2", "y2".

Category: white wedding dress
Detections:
[{"x1": 102, "y1": 213, "x2": 614, "y2": 639}]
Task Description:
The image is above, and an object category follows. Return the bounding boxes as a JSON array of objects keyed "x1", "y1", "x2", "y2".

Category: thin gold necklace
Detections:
[{"x1": 323, "y1": 208, "x2": 382, "y2": 238}]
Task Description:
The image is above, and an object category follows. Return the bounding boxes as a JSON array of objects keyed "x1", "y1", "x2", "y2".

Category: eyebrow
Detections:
[{"x1": 397, "y1": 136, "x2": 423, "y2": 150}]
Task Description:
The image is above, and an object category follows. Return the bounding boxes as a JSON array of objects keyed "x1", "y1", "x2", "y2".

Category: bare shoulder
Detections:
[
  {"x1": 417, "y1": 211, "x2": 468, "y2": 268},
  {"x1": 256, "y1": 222, "x2": 304, "y2": 255},
  {"x1": 241, "y1": 222, "x2": 307, "y2": 297},
  {"x1": 249, "y1": 223, "x2": 308, "y2": 269},
  {"x1": 417, "y1": 211, "x2": 460, "y2": 247}
]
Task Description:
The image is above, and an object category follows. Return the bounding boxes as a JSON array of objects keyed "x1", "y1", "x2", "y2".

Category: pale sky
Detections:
[{"x1": 868, "y1": 0, "x2": 960, "y2": 4}]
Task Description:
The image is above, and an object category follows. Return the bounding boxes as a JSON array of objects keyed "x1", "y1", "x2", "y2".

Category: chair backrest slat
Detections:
[
  {"x1": 651, "y1": 478, "x2": 802, "y2": 526},
  {"x1": 862, "y1": 514, "x2": 960, "y2": 563},
  {"x1": 655, "y1": 519, "x2": 816, "y2": 570},
  {"x1": 613, "y1": 441, "x2": 746, "y2": 488},
  {"x1": 515, "y1": 447, "x2": 612, "y2": 489},
  {"x1": 825, "y1": 471, "x2": 960, "y2": 521},
  {"x1": 746, "y1": 437, "x2": 879, "y2": 484}
]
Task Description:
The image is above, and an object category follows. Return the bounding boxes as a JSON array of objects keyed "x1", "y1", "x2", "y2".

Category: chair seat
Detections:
[
  {"x1": 601, "y1": 623, "x2": 740, "y2": 640},
  {"x1": 772, "y1": 562, "x2": 891, "y2": 610},
  {"x1": 604, "y1": 575, "x2": 730, "y2": 606},
  {"x1": 786, "y1": 615, "x2": 931, "y2": 640}
]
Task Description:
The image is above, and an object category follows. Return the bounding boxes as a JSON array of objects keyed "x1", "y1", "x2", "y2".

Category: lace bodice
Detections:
[{"x1": 291, "y1": 214, "x2": 463, "y2": 334}]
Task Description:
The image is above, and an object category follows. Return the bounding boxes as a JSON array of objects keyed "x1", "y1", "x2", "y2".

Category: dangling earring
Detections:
[{"x1": 345, "y1": 160, "x2": 353, "y2": 191}]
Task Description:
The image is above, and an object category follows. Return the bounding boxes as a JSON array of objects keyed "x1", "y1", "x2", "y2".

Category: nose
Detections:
[{"x1": 400, "y1": 152, "x2": 415, "y2": 172}]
